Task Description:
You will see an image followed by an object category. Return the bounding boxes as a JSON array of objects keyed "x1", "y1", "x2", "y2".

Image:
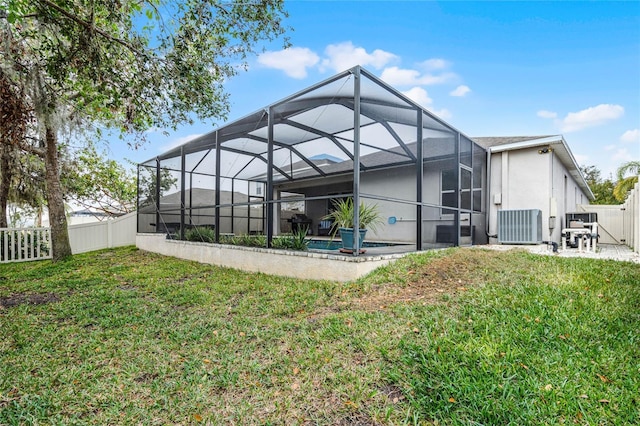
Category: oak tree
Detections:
[{"x1": 1, "y1": 0, "x2": 289, "y2": 260}]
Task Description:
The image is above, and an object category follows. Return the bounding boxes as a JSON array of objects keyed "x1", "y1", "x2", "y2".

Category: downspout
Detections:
[
  {"x1": 549, "y1": 147, "x2": 556, "y2": 242},
  {"x1": 485, "y1": 148, "x2": 497, "y2": 239}
]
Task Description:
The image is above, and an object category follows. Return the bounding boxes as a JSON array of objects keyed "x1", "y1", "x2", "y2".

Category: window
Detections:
[
  {"x1": 472, "y1": 143, "x2": 484, "y2": 213},
  {"x1": 472, "y1": 159, "x2": 482, "y2": 213},
  {"x1": 441, "y1": 169, "x2": 457, "y2": 215},
  {"x1": 442, "y1": 167, "x2": 479, "y2": 214},
  {"x1": 460, "y1": 168, "x2": 472, "y2": 211}
]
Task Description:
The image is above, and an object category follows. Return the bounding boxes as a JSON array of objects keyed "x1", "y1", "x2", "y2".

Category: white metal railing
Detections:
[{"x1": 0, "y1": 227, "x2": 52, "y2": 263}]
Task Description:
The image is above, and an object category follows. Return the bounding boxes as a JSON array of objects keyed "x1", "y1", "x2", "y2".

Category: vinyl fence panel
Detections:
[
  {"x1": 576, "y1": 204, "x2": 624, "y2": 244},
  {"x1": 577, "y1": 180, "x2": 640, "y2": 253},
  {"x1": 0, "y1": 227, "x2": 52, "y2": 263},
  {"x1": 68, "y1": 212, "x2": 137, "y2": 254}
]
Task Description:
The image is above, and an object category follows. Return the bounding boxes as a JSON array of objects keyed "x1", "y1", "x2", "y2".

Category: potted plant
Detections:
[{"x1": 322, "y1": 197, "x2": 383, "y2": 253}]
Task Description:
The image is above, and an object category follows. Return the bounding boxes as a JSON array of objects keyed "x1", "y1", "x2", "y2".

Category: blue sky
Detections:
[{"x1": 121, "y1": 0, "x2": 640, "y2": 180}]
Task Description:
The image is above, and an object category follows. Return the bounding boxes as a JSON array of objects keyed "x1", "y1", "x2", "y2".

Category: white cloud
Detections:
[
  {"x1": 419, "y1": 58, "x2": 450, "y2": 71},
  {"x1": 421, "y1": 72, "x2": 457, "y2": 85},
  {"x1": 158, "y1": 134, "x2": 203, "y2": 153},
  {"x1": 604, "y1": 144, "x2": 616, "y2": 151},
  {"x1": 620, "y1": 129, "x2": 640, "y2": 143},
  {"x1": 560, "y1": 104, "x2": 624, "y2": 133},
  {"x1": 381, "y1": 67, "x2": 422, "y2": 86},
  {"x1": 450, "y1": 85, "x2": 471, "y2": 97},
  {"x1": 401, "y1": 87, "x2": 433, "y2": 107},
  {"x1": 612, "y1": 147, "x2": 634, "y2": 163},
  {"x1": 380, "y1": 66, "x2": 456, "y2": 86},
  {"x1": 321, "y1": 42, "x2": 396, "y2": 73},
  {"x1": 431, "y1": 108, "x2": 452, "y2": 120},
  {"x1": 537, "y1": 110, "x2": 558, "y2": 119},
  {"x1": 401, "y1": 87, "x2": 450, "y2": 119},
  {"x1": 257, "y1": 47, "x2": 320, "y2": 79}
]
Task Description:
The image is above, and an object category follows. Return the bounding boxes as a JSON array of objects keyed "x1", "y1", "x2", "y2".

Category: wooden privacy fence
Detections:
[{"x1": 0, "y1": 227, "x2": 52, "y2": 263}]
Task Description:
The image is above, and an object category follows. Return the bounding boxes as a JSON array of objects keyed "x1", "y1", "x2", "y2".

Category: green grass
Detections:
[{"x1": 0, "y1": 246, "x2": 638, "y2": 425}]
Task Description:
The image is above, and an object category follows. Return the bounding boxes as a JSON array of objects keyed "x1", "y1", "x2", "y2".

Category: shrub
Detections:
[
  {"x1": 184, "y1": 226, "x2": 215, "y2": 243},
  {"x1": 272, "y1": 227, "x2": 309, "y2": 251},
  {"x1": 187, "y1": 228, "x2": 308, "y2": 251}
]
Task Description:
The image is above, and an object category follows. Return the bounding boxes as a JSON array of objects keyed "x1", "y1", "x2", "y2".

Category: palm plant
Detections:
[
  {"x1": 322, "y1": 197, "x2": 383, "y2": 236},
  {"x1": 613, "y1": 160, "x2": 640, "y2": 202}
]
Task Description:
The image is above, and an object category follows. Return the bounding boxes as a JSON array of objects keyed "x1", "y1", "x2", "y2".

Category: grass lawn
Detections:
[{"x1": 1, "y1": 246, "x2": 638, "y2": 425}]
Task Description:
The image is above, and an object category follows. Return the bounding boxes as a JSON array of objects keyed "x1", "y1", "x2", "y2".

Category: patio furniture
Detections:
[{"x1": 317, "y1": 220, "x2": 334, "y2": 236}]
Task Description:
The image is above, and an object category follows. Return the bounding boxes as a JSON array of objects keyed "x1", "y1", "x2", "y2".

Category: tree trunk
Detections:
[
  {"x1": 0, "y1": 144, "x2": 12, "y2": 228},
  {"x1": 44, "y1": 122, "x2": 72, "y2": 261}
]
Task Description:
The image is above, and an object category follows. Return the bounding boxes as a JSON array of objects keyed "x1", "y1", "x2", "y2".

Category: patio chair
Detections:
[{"x1": 317, "y1": 219, "x2": 334, "y2": 236}]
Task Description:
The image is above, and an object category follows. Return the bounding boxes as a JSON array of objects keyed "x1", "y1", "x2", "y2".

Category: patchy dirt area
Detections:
[
  {"x1": 332, "y1": 248, "x2": 523, "y2": 314},
  {"x1": 0, "y1": 292, "x2": 62, "y2": 309},
  {"x1": 348, "y1": 279, "x2": 462, "y2": 313}
]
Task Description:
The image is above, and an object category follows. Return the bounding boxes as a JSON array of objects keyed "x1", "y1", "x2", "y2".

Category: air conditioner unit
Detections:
[{"x1": 498, "y1": 209, "x2": 542, "y2": 244}]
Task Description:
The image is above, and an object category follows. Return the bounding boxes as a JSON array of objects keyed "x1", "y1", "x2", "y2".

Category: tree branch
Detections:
[
  {"x1": 34, "y1": 0, "x2": 147, "y2": 57},
  {"x1": 14, "y1": 138, "x2": 45, "y2": 158}
]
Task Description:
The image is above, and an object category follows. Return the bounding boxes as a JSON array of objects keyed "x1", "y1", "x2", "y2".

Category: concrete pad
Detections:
[{"x1": 480, "y1": 243, "x2": 640, "y2": 264}]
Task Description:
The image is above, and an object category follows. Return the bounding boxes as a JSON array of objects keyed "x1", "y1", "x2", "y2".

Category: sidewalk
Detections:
[{"x1": 482, "y1": 243, "x2": 640, "y2": 264}]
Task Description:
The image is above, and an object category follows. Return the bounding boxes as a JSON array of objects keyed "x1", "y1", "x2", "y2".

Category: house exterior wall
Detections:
[
  {"x1": 549, "y1": 150, "x2": 591, "y2": 241},
  {"x1": 360, "y1": 164, "x2": 479, "y2": 244},
  {"x1": 489, "y1": 149, "x2": 549, "y2": 241},
  {"x1": 275, "y1": 165, "x2": 453, "y2": 243},
  {"x1": 360, "y1": 167, "x2": 417, "y2": 242},
  {"x1": 489, "y1": 147, "x2": 591, "y2": 244}
]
